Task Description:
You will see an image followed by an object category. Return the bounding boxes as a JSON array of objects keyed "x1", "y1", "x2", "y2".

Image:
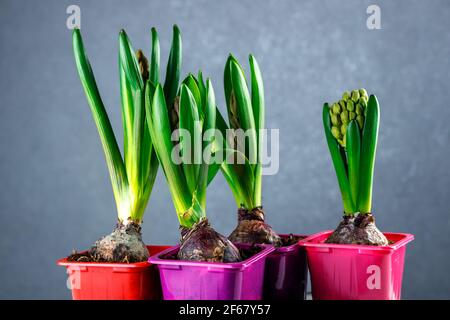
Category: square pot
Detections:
[
  {"x1": 299, "y1": 231, "x2": 414, "y2": 300},
  {"x1": 263, "y1": 234, "x2": 309, "y2": 300},
  {"x1": 149, "y1": 244, "x2": 275, "y2": 300},
  {"x1": 57, "y1": 245, "x2": 170, "y2": 300}
]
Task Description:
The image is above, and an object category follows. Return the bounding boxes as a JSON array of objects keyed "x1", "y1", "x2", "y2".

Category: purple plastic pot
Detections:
[
  {"x1": 149, "y1": 244, "x2": 275, "y2": 300},
  {"x1": 263, "y1": 234, "x2": 309, "y2": 300}
]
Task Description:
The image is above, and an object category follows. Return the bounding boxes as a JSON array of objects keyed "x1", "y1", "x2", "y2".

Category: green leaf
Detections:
[
  {"x1": 197, "y1": 71, "x2": 206, "y2": 112},
  {"x1": 163, "y1": 25, "x2": 182, "y2": 107},
  {"x1": 119, "y1": 30, "x2": 143, "y2": 91},
  {"x1": 146, "y1": 84, "x2": 191, "y2": 221},
  {"x1": 119, "y1": 30, "x2": 145, "y2": 185},
  {"x1": 230, "y1": 60, "x2": 257, "y2": 165},
  {"x1": 119, "y1": 59, "x2": 134, "y2": 179},
  {"x1": 357, "y1": 95, "x2": 379, "y2": 213},
  {"x1": 214, "y1": 107, "x2": 255, "y2": 209},
  {"x1": 196, "y1": 79, "x2": 216, "y2": 207},
  {"x1": 149, "y1": 28, "x2": 160, "y2": 84},
  {"x1": 224, "y1": 55, "x2": 244, "y2": 108},
  {"x1": 137, "y1": 31, "x2": 160, "y2": 194},
  {"x1": 133, "y1": 148, "x2": 159, "y2": 222},
  {"x1": 72, "y1": 29, "x2": 129, "y2": 221},
  {"x1": 179, "y1": 84, "x2": 201, "y2": 193},
  {"x1": 323, "y1": 103, "x2": 356, "y2": 214},
  {"x1": 346, "y1": 120, "x2": 361, "y2": 207},
  {"x1": 182, "y1": 74, "x2": 203, "y2": 121},
  {"x1": 145, "y1": 147, "x2": 160, "y2": 195},
  {"x1": 221, "y1": 149, "x2": 255, "y2": 209},
  {"x1": 140, "y1": 81, "x2": 159, "y2": 195},
  {"x1": 206, "y1": 109, "x2": 229, "y2": 186},
  {"x1": 249, "y1": 55, "x2": 264, "y2": 135},
  {"x1": 129, "y1": 89, "x2": 145, "y2": 192},
  {"x1": 223, "y1": 55, "x2": 235, "y2": 124},
  {"x1": 119, "y1": 31, "x2": 147, "y2": 199},
  {"x1": 249, "y1": 55, "x2": 264, "y2": 206},
  {"x1": 134, "y1": 131, "x2": 159, "y2": 222},
  {"x1": 223, "y1": 54, "x2": 243, "y2": 130}
]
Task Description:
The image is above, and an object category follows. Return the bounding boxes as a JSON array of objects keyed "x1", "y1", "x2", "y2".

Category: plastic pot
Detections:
[
  {"x1": 263, "y1": 234, "x2": 309, "y2": 300},
  {"x1": 149, "y1": 244, "x2": 275, "y2": 300},
  {"x1": 57, "y1": 245, "x2": 170, "y2": 300},
  {"x1": 299, "y1": 231, "x2": 414, "y2": 300}
]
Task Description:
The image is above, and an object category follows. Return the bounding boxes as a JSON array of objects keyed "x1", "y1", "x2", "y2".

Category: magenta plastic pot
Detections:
[
  {"x1": 299, "y1": 230, "x2": 414, "y2": 300},
  {"x1": 149, "y1": 244, "x2": 275, "y2": 300},
  {"x1": 263, "y1": 234, "x2": 309, "y2": 300}
]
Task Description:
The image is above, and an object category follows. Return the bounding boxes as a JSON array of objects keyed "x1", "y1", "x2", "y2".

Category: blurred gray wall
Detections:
[{"x1": 0, "y1": 0, "x2": 449, "y2": 299}]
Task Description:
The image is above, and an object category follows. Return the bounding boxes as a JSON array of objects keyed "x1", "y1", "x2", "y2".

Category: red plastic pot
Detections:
[
  {"x1": 263, "y1": 234, "x2": 309, "y2": 300},
  {"x1": 149, "y1": 244, "x2": 275, "y2": 300},
  {"x1": 299, "y1": 231, "x2": 414, "y2": 300},
  {"x1": 57, "y1": 245, "x2": 170, "y2": 300}
]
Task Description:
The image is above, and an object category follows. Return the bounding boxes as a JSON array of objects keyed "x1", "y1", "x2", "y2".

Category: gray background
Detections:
[{"x1": 0, "y1": 0, "x2": 449, "y2": 299}]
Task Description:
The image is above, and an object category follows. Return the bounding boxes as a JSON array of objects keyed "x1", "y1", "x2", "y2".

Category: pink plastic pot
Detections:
[
  {"x1": 263, "y1": 234, "x2": 309, "y2": 300},
  {"x1": 149, "y1": 244, "x2": 275, "y2": 300},
  {"x1": 57, "y1": 245, "x2": 170, "y2": 300},
  {"x1": 299, "y1": 231, "x2": 414, "y2": 300}
]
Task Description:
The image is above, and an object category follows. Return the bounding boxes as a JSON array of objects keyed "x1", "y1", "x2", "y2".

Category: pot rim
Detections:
[
  {"x1": 57, "y1": 245, "x2": 170, "y2": 269},
  {"x1": 298, "y1": 230, "x2": 414, "y2": 253},
  {"x1": 149, "y1": 243, "x2": 275, "y2": 270},
  {"x1": 273, "y1": 234, "x2": 309, "y2": 253}
]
